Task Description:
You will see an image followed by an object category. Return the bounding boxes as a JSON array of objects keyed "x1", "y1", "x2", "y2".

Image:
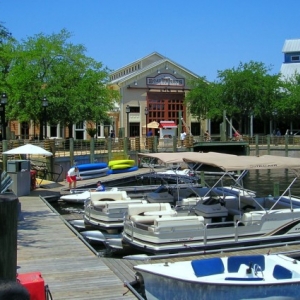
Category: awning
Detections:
[
  {"x1": 142, "y1": 121, "x2": 160, "y2": 129},
  {"x1": 159, "y1": 121, "x2": 177, "y2": 128}
]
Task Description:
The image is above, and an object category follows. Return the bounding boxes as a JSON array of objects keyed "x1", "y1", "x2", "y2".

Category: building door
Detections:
[{"x1": 147, "y1": 92, "x2": 185, "y2": 125}]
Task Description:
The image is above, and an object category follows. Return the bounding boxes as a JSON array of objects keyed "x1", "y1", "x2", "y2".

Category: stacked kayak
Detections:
[
  {"x1": 76, "y1": 162, "x2": 109, "y2": 180},
  {"x1": 107, "y1": 159, "x2": 138, "y2": 174}
]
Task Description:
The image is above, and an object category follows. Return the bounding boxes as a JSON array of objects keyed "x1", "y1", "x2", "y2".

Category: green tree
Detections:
[
  {"x1": 186, "y1": 61, "x2": 281, "y2": 134},
  {"x1": 276, "y1": 73, "x2": 300, "y2": 125},
  {"x1": 6, "y1": 29, "x2": 119, "y2": 138},
  {"x1": 0, "y1": 22, "x2": 15, "y2": 92},
  {"x1": 186, "y1": 76, "x2": 223, "y2": 121}
]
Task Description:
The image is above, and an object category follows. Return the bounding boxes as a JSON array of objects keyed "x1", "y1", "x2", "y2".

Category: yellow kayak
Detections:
[
  {"x1": 109, "y1": 160, "x2": 135, "y2": 167},
  {"x1": 110, "y1": 164, "x2": 132, "y2": 170}
]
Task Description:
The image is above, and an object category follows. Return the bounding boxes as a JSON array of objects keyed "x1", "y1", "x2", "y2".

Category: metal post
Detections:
[
  {"x1": 1, "y1": 93, "x2": 8, "y2": 140},
  {"x1": 144, "y1": 107, "x2": 148, "y2": 136},
  {"x1": 126, "y1": 105, "x2": 130, "y2": 137},
  {"x1": 42, "y1": 96, "x2": 48, "y2": 139}
]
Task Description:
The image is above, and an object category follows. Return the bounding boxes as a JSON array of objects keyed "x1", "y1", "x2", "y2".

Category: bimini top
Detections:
[
  {"x1": 182, "y1": 152, "x2": 300, "y2": 173},
  {"x1": 139, "y1": 152, "x2": 194, "y2": 164},
  {"x1": 139, "y1": 152, "x2": 300, "y2": 173}
]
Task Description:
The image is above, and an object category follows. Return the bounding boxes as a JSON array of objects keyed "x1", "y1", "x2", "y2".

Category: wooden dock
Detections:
[
  {"x1": 17, "y1": 192, "x2": 136, "y2": 300},
  {"x1": 17, "y1": 167, "x2": 300, "y2": 299}
]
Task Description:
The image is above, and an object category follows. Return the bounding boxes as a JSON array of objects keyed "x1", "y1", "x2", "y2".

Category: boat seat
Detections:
[
  {"x1": 241, "y1": 212, "x2": 264, "y2": 225},
  {"x1": 91, "y1": 191, "x2": 130, "y2": 205},
  {"x1": 127, "y1": 203, "x2": 172, "y2": 217},
  {"x1": 273, "y1": 265, "x2": 293, "y2": 280},
  {"x1": 191, "y1": 257, "x2": 224, "y2": 277},
  {"x1": 102, "y1": 200, "x2": 147, "y2": 211},
  {"x1": 130, "y1": 209, "x2": 177, "y2": 224},
  {"x1": 227, "y1": 255, "x2": 265, "y2": 272},
  {"x1": 154, "y1": 216, "x2": 204, "y2": 227}
]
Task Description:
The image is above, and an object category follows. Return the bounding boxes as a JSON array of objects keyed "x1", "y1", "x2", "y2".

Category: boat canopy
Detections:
[
  {"x1": 139, "y1": 152, "x2": 193, "y2": 164},
  {"x1": 139, "y1": 152, "x2": 300, "y2": 173},
  {"x1": 184, "y1": 153, "x2": 300, "y2": 172}
]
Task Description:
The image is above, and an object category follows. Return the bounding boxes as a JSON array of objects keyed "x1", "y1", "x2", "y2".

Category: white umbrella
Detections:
[{"x1": 3, "y1": 144, "x2": 53, "y2": 156}]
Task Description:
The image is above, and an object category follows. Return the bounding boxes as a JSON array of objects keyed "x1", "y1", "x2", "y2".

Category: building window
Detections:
[
  {"x1": 130, "y1": 122, "x2": 140, "y2": 137},
  {"x1": 76, "y1": 122, "x2": 84, "y2": 129},
  {"x1": 291, "y1": 55, "x2": 300, "y2": 61}
]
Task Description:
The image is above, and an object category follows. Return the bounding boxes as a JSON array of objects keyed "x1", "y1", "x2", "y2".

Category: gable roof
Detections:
[
  {"x1": 109, "y1": 52, "x2": 199, "y2": 87},
  {"x1": 282, "y1": 39, "x2": 300, "y2": 53}
]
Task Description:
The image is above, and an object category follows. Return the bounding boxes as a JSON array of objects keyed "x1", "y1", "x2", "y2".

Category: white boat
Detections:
[
  {"x1": 83, "y1": 190, "x2": 148, "y2": 232},
  {"x1": 134, "y1": 253, "x2": 300, "y2": 300},
  {"x1": 122, "y1": 152, "x2": 300, "y2": 255},
  {"x1": 60, "y1": 187, "x2": 139, "y2": 204}
]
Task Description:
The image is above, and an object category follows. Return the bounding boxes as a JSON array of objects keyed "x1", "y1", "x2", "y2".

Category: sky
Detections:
[{"x1": 1, "y1": 0, "x2": 300, "y2": 81}]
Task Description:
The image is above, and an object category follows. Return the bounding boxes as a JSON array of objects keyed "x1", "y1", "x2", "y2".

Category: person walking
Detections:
[{"x1": 66, "y1": 166, "x2": 81, "y2": 190}]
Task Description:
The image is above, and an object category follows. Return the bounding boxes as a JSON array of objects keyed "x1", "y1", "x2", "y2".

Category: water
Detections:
[{"x1": 51, "y1": 169, "x2": 300, "y2": 257}]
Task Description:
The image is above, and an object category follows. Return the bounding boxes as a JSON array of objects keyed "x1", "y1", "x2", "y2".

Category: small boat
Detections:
[
  {"x1": 134, "y1": 254, "x2": 300, "y2": 300},
  {"x1": 122, "y1": 152, "x2": 300, "y2": 255},
  {"x1": 60, "y1": 187, "x2": 133, "y2": 204},
  {"x1": 83, "y1": 190, "x2": 148, "y2": 232}
]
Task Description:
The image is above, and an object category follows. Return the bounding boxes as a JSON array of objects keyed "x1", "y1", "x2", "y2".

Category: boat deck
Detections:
[{"x1": 16, "y1": 167, "x2": 300, "y2": 299}]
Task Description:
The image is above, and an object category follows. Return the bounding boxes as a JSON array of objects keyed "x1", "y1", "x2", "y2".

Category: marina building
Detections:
[{"x1": 108, "y1": 52, "x2": 201, "y2": 139}]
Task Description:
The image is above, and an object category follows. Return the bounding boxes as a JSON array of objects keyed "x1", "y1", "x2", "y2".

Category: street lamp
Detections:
[
  {"x1": 144, "y1": 107, "x2": 148, "y2": 136},
  {"x1": 42, "y1": 96, "x2": 48, "y2": 138},
  {"x1": 126, "y1": 105, "x2": 130, "y2": 137},
  {"x1": 1, "y1": 93, "x2": 8, "y2": 140}
]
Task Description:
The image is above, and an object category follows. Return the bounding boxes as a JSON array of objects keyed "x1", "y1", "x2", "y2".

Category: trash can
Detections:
[
  {"x1": 30, "y1": 170, "x2": 37, "y2": 190},
  {"x1": 7, "y1": 160, "x2": 31, "y2": 197}
]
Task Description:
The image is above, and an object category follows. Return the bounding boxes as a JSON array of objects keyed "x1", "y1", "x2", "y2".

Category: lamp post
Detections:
[
  {"x1": 42, "y1": 96, "x2": 48, "y2": 139},
  {"x1": 1, "y1": 93, "x2": 7, "y2": 140},
  {"x1": 144, "y1": 107, "x2": 148, "y2": 136},
  {"x1": 126, "y1": 105, "x2": 130, "y2": 137}
]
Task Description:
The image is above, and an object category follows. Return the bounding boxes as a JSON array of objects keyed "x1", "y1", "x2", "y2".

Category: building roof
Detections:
[
  {"x1": 282, "y1": 39, "x2": 300, "y2": 53},
  {"x1": 109, "y1": 52, "x2": 199, "y2": 87},
  {"x1": 280, "y1": 63, "x2": 300, "y2": 79}
]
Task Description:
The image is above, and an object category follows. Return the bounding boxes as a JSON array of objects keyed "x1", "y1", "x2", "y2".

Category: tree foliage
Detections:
[
  {"x1": 0, "y1": 23, "x2": 15, "y2": 92},
  {"x1": 2, "y1": 29, "x2": 119, "y2": 136},
  {"x1": 186, "y1": 61, "x2": 283, "y2": 131}
]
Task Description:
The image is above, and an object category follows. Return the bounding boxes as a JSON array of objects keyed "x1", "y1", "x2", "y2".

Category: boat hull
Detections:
[
  {"x1": 137, "y1": 268, "x2": 300, "y2": 300},
  {"x1": 135, "y1": 254, "x2": 300, "y2": 300}
]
